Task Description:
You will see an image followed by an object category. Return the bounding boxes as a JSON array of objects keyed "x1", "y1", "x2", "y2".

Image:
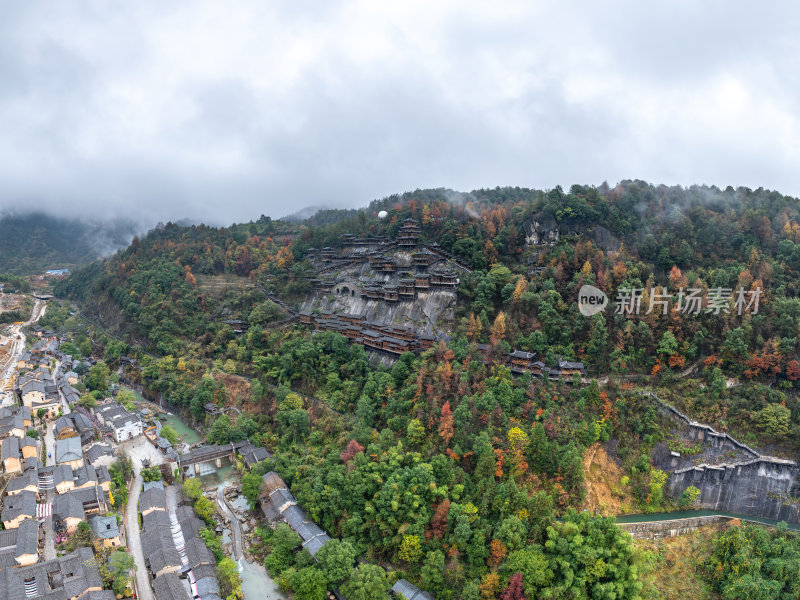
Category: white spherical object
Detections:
[{"x1": 378, "y1": 210, "x2": 388, "y2": 220}]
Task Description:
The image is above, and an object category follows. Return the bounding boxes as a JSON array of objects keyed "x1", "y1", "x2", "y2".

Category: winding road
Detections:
[{"x1": 0, "y1": 299, "x2": 46, "y2": 400}]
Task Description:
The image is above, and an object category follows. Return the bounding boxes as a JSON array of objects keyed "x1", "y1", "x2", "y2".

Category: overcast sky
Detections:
[{"x1": 1, "y1": 1, "x2": 799, "y2": 225}]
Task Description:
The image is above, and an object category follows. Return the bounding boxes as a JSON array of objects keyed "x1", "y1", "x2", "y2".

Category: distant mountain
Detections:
[
  {"x1": 0, "y1": 212, "x2": 140, "y2": 275},
  {"x1": 281, "y1": 205, "x2": 330, "y2": 222}
]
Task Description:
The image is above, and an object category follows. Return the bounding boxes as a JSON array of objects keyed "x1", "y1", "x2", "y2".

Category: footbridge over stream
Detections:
[{"x1": 178, "y1": 440, "x2": 271, "y2": 477}]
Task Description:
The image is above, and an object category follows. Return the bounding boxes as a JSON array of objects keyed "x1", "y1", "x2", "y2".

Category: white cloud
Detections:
[{"x1": 0, "y1": 1, "x2": 799, "y2": 224}]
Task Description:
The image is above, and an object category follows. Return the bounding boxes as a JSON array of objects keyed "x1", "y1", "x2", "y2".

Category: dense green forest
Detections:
[
  {"x1": 49, "y1": 181, "x2": 800, "y2": 598},
  {"x1": 0, "y1": 212, "x2": 138, "y2": 274}
]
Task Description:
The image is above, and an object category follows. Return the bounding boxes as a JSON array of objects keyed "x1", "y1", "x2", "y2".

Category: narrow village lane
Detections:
[{"x1": 126, "y1": 471, "x2": 155, "y2": 600}]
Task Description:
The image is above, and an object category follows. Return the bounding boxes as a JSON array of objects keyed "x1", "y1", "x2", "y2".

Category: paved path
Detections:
[
  {"x1": 44, "y1": 421, "x2": 54, "y2": 467},
  {"x1": 126, "y1": 472, "x2": 154, "y2": 600},
  {"x1": 42, "y1": 421, "x2": 57, "y2": 559},
  {"x1": 43, "y1": 490, "x2": 56, "y2": 561}
]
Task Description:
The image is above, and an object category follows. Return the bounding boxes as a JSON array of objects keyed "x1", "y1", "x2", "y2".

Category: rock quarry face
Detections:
[{"x1": 653, "y1": 401, "x2": 800, "y2": 522}]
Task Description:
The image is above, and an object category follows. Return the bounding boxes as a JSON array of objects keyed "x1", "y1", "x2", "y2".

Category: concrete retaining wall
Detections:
[
  {"x1": 620, "y1": 515, "x2": 728, "y2": 539},
  {"x1": 649, "y1": 394, "x2": 800, "y2": 523}
]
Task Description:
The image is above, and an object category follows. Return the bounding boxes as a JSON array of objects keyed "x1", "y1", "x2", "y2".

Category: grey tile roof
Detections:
[
  {"x1": 74, "y1": 464, "x2": 98, "y2": 487},
  {"x1": 302, "y1": 533, "x2": 331, "y2": 557},
  {"x1": 89, "y1": 514, "x2": 119, "y2": 540},
  {"x1": 295, "y1": 520, "x2": 325, "y2": 542},
  {"x1": 55, "y1": 437, "x2": 82, "y2": 464},
  {"x1": 14, "y1": 518, "x2": 38, "y2": 558},
  {"x1": 95, "y1": 465, "x2": 111, "y2": 485},
  {"x1": 85, "y1": 591, "x2": 117, "y2": 600},
  {"x1": 52, "y1": 464, "x2": 74, "y2": 487},
  {"x1": 176, "y1": 506, "x2": 205, "y2": 541},
  {"x1": 236, "y1": 442, "x2": 271, "y2": 467},
  {"x1": 282, "y1": 504, "x2": 308, "y2": 530},
  {"x1": 268, "y1": 488, "x2": 295, "y2": 510},
  {"x1": 392, "y1": 579, "x2": 436, "y2": 600},
  {"x1": 84, "y1": 443, "x2": 114, "y2": 464},
  {"x1": 138, "y1": 486, "x2": 167, "y2": 512},
  {"x1": 19, "y1": 436, "x2": 37, "y2": 450},
  {"x1": 6, "y1": 471, "x2": 38, "y2": 494},
  {"x1": 153, "y1": 572, "x2": 190, "y2": 600},
  {"x1": 1, "y1": 490, "x2": 36, "y2": 524},
  {"x1": 1, "y1": 436, "x2": 19, "y2": 461},
  {"x1": 0, "y1": 547, "x2": 102, "y2": 600},
  {"x1": 191, "y1": 562, "x2": 217, "y2": 582},
  {"x1": 142, "y1": 508, "x2": 172, "y2": 531},
  {"x1": 22, "y1": 457, "x2": 42, "y2": 472},
  {"x1": 183, "y1": 535, "x2": 214, "y2": 569},
  {"x1": 195, "y1": 575, "x2": 220, "y2": 599},
  {"x1": 54, "y1": 492, "x2": 84, "y2": 521},
  {"x1": 143, "y1": 528, "x2": 181, "y2": 574}
]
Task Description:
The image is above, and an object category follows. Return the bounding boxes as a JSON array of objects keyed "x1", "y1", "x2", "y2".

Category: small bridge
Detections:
[
  {"x1": 178, "y1": 443, "x2": 238, "y2": 476},
  {"x1": 177, "y1": 440, "x2": 271, "y2": 477}
]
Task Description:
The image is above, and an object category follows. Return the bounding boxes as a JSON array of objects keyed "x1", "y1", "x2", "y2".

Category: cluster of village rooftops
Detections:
[{"x1": 0, "y1": 329, "x2": 236, "y2": 600}]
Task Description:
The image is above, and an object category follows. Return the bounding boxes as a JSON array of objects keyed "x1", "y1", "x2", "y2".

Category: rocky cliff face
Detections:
[
  {"x1": 652, "y1": 398, "x2": 800, "y2": 523},
  {"x1": 302, "y1": 251, "x2": 458, "y2": 336},
  {"x1": 301, "y1": 289, "x2": 456, "y2": 337}
]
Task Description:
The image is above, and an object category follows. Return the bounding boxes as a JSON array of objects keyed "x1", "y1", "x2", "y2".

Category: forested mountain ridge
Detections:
[
  {"x1": 0, "y1": 212, "x2": 139, "y2": 274},
  {"x1": 44, "y1": 180, "x2": 800, "y2": 599},
  {"x1": 54, "y1": 180, "x2": 800, "y2": 451},
  {"x1": 57, "y1": 181, "x2": 800, "y2": 373}
]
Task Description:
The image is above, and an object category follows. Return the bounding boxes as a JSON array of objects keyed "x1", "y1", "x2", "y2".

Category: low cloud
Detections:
[{"x1": 0, "y1": 1, "x2": 798, "y2": 227}]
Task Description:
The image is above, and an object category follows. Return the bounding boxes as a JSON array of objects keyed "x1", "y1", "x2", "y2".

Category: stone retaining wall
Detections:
[
  {"x1": 620, "y1": 515, "x2": 728, "y2": 539},
  {"x1": 647, "y1": 393, "x2": 800, "y2": 523}
]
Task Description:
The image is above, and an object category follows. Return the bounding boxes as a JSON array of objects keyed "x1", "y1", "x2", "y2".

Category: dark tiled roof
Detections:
[
  {"x1": 153, "y1": 572, "x2": 190, "y2": 600},
  {"x1": 89, "y1": 515, "x2": 119, "y2": 540},
  {"x1": 139, "y1": 486, "x2": 167, "y2": 512},
  {"x1": 1, "y1": 490, "x2": 36, "y2": 524}
]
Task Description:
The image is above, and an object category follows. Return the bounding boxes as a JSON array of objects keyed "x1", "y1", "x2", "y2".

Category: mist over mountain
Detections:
[{"x1": 0, "y1": 212, "x2": 141, "y2": 274}]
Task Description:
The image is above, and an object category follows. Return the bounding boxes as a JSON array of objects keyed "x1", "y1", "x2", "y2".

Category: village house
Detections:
[
  {"x1": 53, "y1": 493, "x2": 84, "y2": 534},
  {"x1": 1, "y1": 437, "x2": 21, "y2": 473},
  {"x1": 20, "y1": 378, "x2": 46, "y2": 407},
  {"x1": 89, "y1": 514, "x2": 121, "y2": 548},
  {"x1": 0, "y1": 405, "x2": 32, "y2": 438},
  {"x1": 55, "y1": 436, "x2": 84, "y2": 469},
  {"x1": 20, "y1": 436, "x2": 38, "y2": 460},
  {"x1": 0, "y1": 547, "x2": 106, "y2": 599},
  {"x1": 0, "y1": 518, "x2": 39, "y2": 568},
  {"x1": 138, "y1": 485, "x2": 167, "y2": 516},
  {"x1": 84, "y1": 442, "x2": 115, "y2": 467},
  {"x1": 53, "y1": 486, "x2": 107, "y2": 534},
  {"x1": 1, "y1": 489, "x2": 37, "y2": 529},
  {"x1": 153, "y1": 572, "x2": 191, "y2": 600},
  {"x1": 54, "y1": 413, "x2": 95, "y2": 445},
  {"x1": 52, "y1": 464, "x2": 76, "y2": 494},
  {"x1": 5, "y1": 470, "x2": 39, "y2": 498},
  {"x1": 16, "y1": 353, "x2": 36, "y2": 371},
  {"x1": 392, "y1": 579, "x2": 436, "y2": 600},
  {"x1": 142, "y1": 509, "x2": 181, "y2": 577},
  {"x1": 508, "y1": 350, "x2": 537, "y2": 369},
  {"x1": 93, "y1": 402, "x2": 142, "y2": 442}
]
